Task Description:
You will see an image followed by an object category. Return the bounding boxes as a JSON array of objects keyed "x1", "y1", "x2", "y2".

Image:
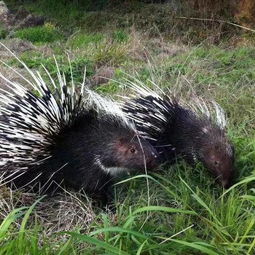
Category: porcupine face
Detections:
[
  {"x1": 114, "y1": 135, "x2": 159, "y2": 171},
  {"x1": 198, "y1": 129, "x2": 235, "y2": 188},
  {"x1": 99, "y1": 131, "x2": 159, "y2": 175}
]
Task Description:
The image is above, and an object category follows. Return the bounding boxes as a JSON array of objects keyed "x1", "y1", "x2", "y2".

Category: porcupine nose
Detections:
[
  {"x1": 148, "y1": 151, "x2": 159, "y2": 169},
  {"x1": 222, "y1": 179, "x2": 231, "y2": 189}
]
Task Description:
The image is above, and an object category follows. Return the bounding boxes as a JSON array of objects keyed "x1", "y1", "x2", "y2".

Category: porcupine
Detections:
[
  {"x1": 122, "y1": 83, "x2": 235, "y2": 188},
  {"x1": 0, "y1": 44, "x2": 158, "y2": 206}
]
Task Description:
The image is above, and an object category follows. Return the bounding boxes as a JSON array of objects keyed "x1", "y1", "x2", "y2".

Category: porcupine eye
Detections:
[
  {"x1": 129, "y1": 147, "x2": 137, "y2": 154},
  {"x1": 214, "y1": 161, "x2": 220, "y2": 166}
]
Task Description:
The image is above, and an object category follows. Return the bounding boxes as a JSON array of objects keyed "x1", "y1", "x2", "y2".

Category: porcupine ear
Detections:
[{"x1": 115, "y1": 138, "x2": 130, "y2": 152}]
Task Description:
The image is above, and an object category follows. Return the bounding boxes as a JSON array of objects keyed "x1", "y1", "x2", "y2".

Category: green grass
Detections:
[
  {"x1": 0, "y1": 25, "x2": 7, "y2": 40},
  {"x1": 1, "y1": 167, "x2": 255, "y2": 254},
  {"x1": 14, "y1": 24, "x2": 63, "y2": 43},
  {"x1": 67, "y1": 33, "x2": 103, "y2": 49},
  {"x1": 112, "y1": 30, "x2": 129, "y2": 43}
]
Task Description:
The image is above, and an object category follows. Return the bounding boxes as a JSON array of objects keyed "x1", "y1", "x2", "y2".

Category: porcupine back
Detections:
[
  {"x1": 0, "y1": 44, "x2": 158, "y2": 199},
  {"x1": 122, "y1": 81, "x2": 235, "y2": 188}
]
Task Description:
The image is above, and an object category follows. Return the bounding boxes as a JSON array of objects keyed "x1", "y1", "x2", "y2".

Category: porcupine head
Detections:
[
  {"x1": 164, "y1": 101, "x2": 234, "y2": 188},
  {"x1": 75, "y1": 90, "x2": 159, "y2": 180},
  {"x1": 161, "y1": 103, "x2": 235, "y2": 189},
  {"x1": 147, "y1": 94, "x2": 235, "y2": 189},
  {"x1": 188, "y1": 118, "x2": 235, "y2": 189},
  {"x1": 89, "y1": 112, "x2": 159, "y2": 176}
]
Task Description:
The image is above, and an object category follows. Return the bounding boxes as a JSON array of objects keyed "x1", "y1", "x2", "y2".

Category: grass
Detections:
[
  {"x1": 0, "y1": 25, "x2": 7, "y2": 40},
  {"x1": 14, "y1": 24, "x2": 63, "y2": 43},
  {"x1": 67, "y1": 33, "x2": 103, "y2": 49},
  {"x1": 6, "y1": 0, "x2": 244, "y2": 44},
  {"x1": 1, "y1": 1, "x2": 255, "y2": 254},
  {"x1": 1, "y1": 168, "x2": 255, "y2": 254}
]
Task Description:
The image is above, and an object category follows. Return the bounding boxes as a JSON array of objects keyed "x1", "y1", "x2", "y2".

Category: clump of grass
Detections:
[
  {"x1": 14, "y1": 23, "x2": 63, "y2": 43},
  {"x1": 113, "y1": 30, "x2": 129, "y2": 43},
  {"x1": 0, "y1": 197, "x2": 77, "y2": 254},
  {"x1": 92, "y1": 41, "x2": 128, "y2": 66},
  {"x1": 0, "y1": 25, "x2": 7, "y2": 39},
  {"x1": 0, "y1": 198, "x2": 47, "y2": 254},
  {"x1": 67, "y1": 33, "x2": 103, "y2": 49}
]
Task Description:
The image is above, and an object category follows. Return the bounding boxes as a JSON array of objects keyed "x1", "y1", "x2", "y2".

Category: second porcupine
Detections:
[
  {"x1": 0, "y1": 45, "x2": 158, "y2": 206},
  {"x1": 122, "y1": 84, "x2": 235, "y2": 188}
]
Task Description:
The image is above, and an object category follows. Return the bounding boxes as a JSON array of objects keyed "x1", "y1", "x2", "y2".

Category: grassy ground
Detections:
[{"x1": 0, "y1": 1, "x2": 255, "y2": 254}]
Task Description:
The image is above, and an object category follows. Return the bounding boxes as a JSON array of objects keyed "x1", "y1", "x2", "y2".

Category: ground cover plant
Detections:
[{"x1": 0, "y1": 1, "x2": 255, "y2": 254}]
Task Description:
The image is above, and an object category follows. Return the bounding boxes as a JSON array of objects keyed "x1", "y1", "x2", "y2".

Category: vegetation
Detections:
[
  {"x1": 0, "y1": 1, "x2": 255, "y2": 254},
  {"x1": 14, "y1": 24, "x2": 63, "y2": 43},
  {"x1": 0, "y1": 25, "x2": 7, "y2": 39}
]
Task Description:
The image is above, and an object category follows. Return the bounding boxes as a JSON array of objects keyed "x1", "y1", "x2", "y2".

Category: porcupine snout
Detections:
[
  {"x1": 130, "y1": 138, "x2": 159, "y2": 171},
  {"x1": 199, "y1": 139, "x2": 235, "y2": 189},
  {"x1": 145, "y1": 148, "x2": 159, "y2": 170}
]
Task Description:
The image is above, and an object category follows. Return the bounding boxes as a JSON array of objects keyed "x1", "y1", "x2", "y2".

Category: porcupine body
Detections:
[
  {"x1": 122, "y1": 85, "x2": 235, "y2": 188},
  {"x1": 0, "y1": 45, "x2": 158, "y2": 205}
]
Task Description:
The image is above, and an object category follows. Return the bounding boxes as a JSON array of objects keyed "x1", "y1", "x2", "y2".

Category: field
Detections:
[{"x1": 0, "y1": 1, "x2": 255, "y2": 254}]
